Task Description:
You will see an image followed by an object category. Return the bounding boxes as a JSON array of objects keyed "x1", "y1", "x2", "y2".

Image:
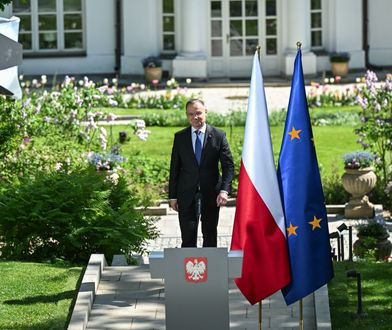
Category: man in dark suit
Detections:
[{"x1": 169, "y1": 99, "x2": 234, "y2": 247}]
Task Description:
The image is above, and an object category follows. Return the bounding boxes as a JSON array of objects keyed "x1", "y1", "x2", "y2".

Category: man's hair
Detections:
[{"x1": 185, "y1": 98, "x2": 205, "y2": 111}]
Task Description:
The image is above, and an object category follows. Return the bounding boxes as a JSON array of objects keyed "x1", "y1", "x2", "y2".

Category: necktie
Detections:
[{"x1": 195, "y1": 130, "x2": 202, "y2": 165}]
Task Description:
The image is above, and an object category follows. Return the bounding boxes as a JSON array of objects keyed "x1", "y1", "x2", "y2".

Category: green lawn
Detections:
[
  {"x1": 0, "y1": 261, "x2": 83, "y2": 330},
  {"x1": 109, "y1": 124, "x2": 358, "y2": 176},
  {"x1": 329, "y1": 261, "x2": 392, "y2": 329}
]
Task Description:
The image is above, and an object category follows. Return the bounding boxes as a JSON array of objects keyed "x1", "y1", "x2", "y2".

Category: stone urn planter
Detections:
[
  {"x1": 330, "y1": 52, "x2": 350, "y2": 77},
  {"x1": 144, "y1": 67, "x2": 162, "y2": 83},
  {"x1": 341, "y1": 167, "x2": 377, "y2": 218},
  {"x1": 331, "y1": 62, "x2": 349, "y2": 77},
  {"x1": 353, "y1": 222, "x2": 392, "y2": 261},
  {"x1": 142, "y1": 56, "x2": 162, "y2": 83}
]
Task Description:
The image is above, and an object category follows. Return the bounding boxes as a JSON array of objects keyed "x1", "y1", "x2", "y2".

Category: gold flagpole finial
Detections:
[
  {"x1": 296, "y1": 41, "x2": 302, "y2": 50},
  {"x1": 256, "y1": 44, "x2": 261, "y2": 54}
]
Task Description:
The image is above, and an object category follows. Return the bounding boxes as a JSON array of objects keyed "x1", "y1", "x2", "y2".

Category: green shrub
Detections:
[
  {"x1": 141, "y1": 111, "x2": 188, "y2": 127},
  {"x1": 357, "y1": 221, "x2": 388, "y2": 238},
  {"x1": 369, "y1": 183, "x2": 392, "y2": 211},
  {"x1": 269, "y1": 108, "x2": 360, "y2": 127},
  {"x1": 125, "y1": 152, "x2": 170, "y2": 200},
  {"x1": 355, "y1": 71, "x2": 392, "y2": 207},
  {"x1": 268, "y1": 109, "x2": 287, "y2": 126},
  {"x1": 321, "y1": 164, "x2": 350, "y2": 204},
  {"x1": 329, "y1": 52, "x2": 350, "y2": 63},
  {"x1": 0, "y1": 98, "x2": 21, "y2": 159},
  {"x1": 353, "y1": 221, "x2": 391, "y2": 261},
  {"x1": 140, "y1": 110, "x2": 247, "y2": 127},
  {"x1": 310, "y1": 111, "x2": 360, "y2": 126},
  {"x1": 0, "y1": 134, "x2": 85, "y2": 182},
  {"x1": 0, "y1": 167, "x2": 158, "y2": 262}
]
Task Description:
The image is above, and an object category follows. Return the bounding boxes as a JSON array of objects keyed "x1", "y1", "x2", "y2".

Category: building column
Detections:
[
  {"x1": 172, "y1": 0, "x2": 207, "y2": 78},
  {"x1": 283, "y1": 0, "x2": 316, "y2": 76},
  {"x1": 179, "y1": 0, "x2": 202, "y2": 56}
]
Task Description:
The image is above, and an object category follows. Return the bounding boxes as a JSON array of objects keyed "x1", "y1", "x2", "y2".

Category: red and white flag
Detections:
[{"x1": 230, "y1": 53, "x2": 291, "y2": 304}]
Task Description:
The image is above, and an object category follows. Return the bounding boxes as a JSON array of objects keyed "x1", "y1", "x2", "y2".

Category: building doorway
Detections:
[{"x1": 208, "y1": 0, "x2": 279, "y2": 78}]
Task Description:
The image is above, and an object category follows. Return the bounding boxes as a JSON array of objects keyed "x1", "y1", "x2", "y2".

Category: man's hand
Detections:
[
  {"x1": 169, "y1": 199, "x2": 178, "y2": 212},
  {"x1": 216, "y1": 191, "x2": 228, "y2": 207}
]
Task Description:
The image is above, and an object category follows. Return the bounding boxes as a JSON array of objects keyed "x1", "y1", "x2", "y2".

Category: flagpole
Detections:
[
  {"x1": 258, "y1": 301, "x2": 262, "y2": 330},
  {"x1": 296, "y1": 41, "x2": 304, "y2": 330},
  {"x1": 299, "y1": 299, "x2": 304, "y2": 330},
  {"x1": 256, "y1": 44, "x2": 261, "y2": 62},
  {"x1": 256, "y1": 44, "x2": 262, "y2": 330}
]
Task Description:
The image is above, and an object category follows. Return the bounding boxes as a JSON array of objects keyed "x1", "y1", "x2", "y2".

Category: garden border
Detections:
[
  {"x1": 314, "y1": 284, "x2": 332, "y2": 329},
  {"x1": 68, "y1": 254, "x2": 107, "y2": 330}
]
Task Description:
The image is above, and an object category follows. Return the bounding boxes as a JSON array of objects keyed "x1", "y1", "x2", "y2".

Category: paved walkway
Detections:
[
  {"x1": 134, "y1": 82, "x2": 358, "y2": 115},
  {"x1": 86, "y1": 265, "x2": 318, "y2": 330},
  {"x1": 187, "y1": 85, "x2": 292, "y2": 114},
  {"x1": 84, "y1": 206, "x2": 332, "y2": 330},
  {"x1": 79, "y1": 203, "x2": 391, "y2": 329}
]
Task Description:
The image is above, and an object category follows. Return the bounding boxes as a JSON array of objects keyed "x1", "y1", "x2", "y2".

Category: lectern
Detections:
[{"x1": 150, "y1": 248, "x2": 243, "y2": 330}]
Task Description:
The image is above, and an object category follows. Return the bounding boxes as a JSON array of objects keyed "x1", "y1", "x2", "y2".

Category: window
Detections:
[
  {"x1": 162, "y1": 0, "x2": 175, "y2": 52},
  {"x1": 310, "y1": 0, "x2": 322, "y2": 48},
  {"x1": 228, "y1": 0, "x2": 258, "y2": 57},
  {"x1": 13, "y1": 0, "x2": 84, "y2": 53},
  {"x1": 210, "y1": 0, "x2": 223, "y2": 57},
  {"x1": 265, "y1": 0, "x2": 277, "y2": 55}
]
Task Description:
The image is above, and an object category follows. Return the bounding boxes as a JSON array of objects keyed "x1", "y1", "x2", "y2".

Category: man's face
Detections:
[{"x1": 186, "y1": 101, "x2": 207, "y2": 129}]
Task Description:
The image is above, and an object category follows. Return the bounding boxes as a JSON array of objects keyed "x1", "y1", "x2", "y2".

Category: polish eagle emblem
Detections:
[{"x1": 184, "y1": 257, "x2": 207, "y2": 282}]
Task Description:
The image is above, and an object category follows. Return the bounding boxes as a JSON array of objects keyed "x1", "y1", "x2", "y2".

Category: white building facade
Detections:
[{"x1": 1, "y1": 0, "x2": 391, "y2": 78}]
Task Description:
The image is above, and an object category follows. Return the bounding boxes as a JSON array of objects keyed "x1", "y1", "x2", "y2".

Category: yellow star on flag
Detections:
[
  {"x1": 288, "y1": 126, "x2": 302, "y2": 140},
  {"x1": 287, "y1": 223, "x2": 298, "y2": 237},
  {"x1": 308, "y1": 216, "x2": 322, "y2": 230}
]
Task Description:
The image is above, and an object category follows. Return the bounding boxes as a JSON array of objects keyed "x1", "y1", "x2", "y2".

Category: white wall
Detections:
[
  {"x1": 368, "y1": 0, "x2": 392, "y2": 66},
  {"x1": 329, "y1": 0, "x2": 364, "y2": 69},
  {"x1": 4, "y1": 0, "x2": 392, "y2": 77},
  {"x1": 16, "y1": 0, "x2": 115, "y2": 75},
  {"x1": 122, "y1": 0, "x2": 160, "y2": 75}
]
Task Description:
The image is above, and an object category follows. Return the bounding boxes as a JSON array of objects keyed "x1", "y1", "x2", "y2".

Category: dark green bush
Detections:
[
  {"x1": 141, "y1": 112, "x2": 188, "y2": 127},
  {"x1": 0, "y1": 167, "x2": 158, "y2": 262},
  {"x1": 321, "y1": 163, "x2": 350, "y2": 204},
  {"x1": 140, "y1": 110, "x2": 247, "y2": 127},
  {"x1": 357, "y1": 221, "x2": 388, "y2": 238},
  {"x1": 269, "y1": 108, "x2": 360, "y2": 127},
  {"x1": 268, "y1": 109, "x2": 287, "y2": 126},
  {"x1": 125, "y1": 153, "x2": 170, "y2": 200},
  {"x1": 329, "y1": 52, "x2": 350, "y2": 63},
  {"x1": 137, "y1": 108, "x2": 359, "y2": 128},
  {"x1": 369, "y1": 182, "x2": 392, "y2": 211}
]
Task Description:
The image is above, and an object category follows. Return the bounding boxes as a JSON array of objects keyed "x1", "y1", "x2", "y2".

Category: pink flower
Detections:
[
  {"x1": 23, "y1": 136, "x2": 31, "y2": 144},
  {"x1": 108, "y1": 98, "x2": 118, "y2": 107},
  {"x1": 97, "y1": 85, "x2": 108, "y2": 93},
  {"x1": 310, "y1": 82, "x2": 320, "y2": 88},
  {"x1": 106, "y1": 113, "x2": 117, "y2": 122}
]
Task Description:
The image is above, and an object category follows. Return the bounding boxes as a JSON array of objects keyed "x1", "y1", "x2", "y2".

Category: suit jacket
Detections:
[{"x1": 169, "y1": 124, "x2": 234, "y2": 209}]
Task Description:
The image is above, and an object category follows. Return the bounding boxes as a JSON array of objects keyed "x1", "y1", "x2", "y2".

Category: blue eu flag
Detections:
[{"x1": 277, "y1": 49, "x2": 334, "y2": 305}]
